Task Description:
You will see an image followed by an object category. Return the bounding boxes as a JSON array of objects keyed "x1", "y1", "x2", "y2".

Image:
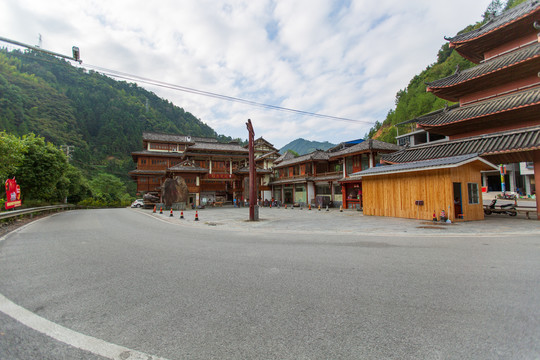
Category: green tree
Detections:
[
  {"x1": 88, "y1": 173, "x2": 128, "y2": 202},
  {"x1": 0, "y1": 131, "x2": 26, "y2": 183},
  {"x1": 14, "y1": 134, "x2": 68, "y2": 201}
]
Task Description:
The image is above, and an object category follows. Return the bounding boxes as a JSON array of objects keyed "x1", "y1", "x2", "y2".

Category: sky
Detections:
[{"x1": 0, "y1": 0, "x2": 493, "y2": 148}]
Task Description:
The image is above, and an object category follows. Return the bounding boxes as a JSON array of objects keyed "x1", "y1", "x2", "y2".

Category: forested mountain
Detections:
[
  {"x1": 365, "y1": 0, "x2": 526, "y2": 143},
  {"x1": 280, "y1": 138, "x2": 336, "y2": 156},
  {"x1": 0, "y1": 49, "x2": 238, "y2": 189}
]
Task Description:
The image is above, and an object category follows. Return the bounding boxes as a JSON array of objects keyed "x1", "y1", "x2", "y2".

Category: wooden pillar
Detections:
[{"x1": 534, "y1": 150, "x2": 540, "y2": 220}]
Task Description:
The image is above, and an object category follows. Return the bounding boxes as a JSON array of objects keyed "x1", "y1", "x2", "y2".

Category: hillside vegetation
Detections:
[
  {"x1": 365, "y1": 0, "x2": 527, "y2": 143},
  {"x1": 280, "y1": 138, "x2": 336, "y2": 156},
  {"x1": 0, "y1": 49, "x2": 239, "y2": 192}
]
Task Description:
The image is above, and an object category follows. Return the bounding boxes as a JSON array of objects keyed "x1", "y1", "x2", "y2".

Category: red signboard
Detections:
[
  {"x1": 5, "y1": 178, "x2": 22, "y2": 209},
  {"x1": 207, "y1": 173, "x2": 233, "y2": 179}
]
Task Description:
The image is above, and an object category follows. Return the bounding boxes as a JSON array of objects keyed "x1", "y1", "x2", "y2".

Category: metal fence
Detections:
[{"x1": 0, "y1": 205, "x2": 75, "y2": 221}]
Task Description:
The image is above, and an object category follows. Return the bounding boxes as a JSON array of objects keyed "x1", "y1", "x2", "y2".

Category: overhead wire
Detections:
[
  {"x1": 0, "y1": 38, "x2": 373, "y2": 124},
  {"x1": 80, "y1": 63, "x2": 373, "y2": 124}
]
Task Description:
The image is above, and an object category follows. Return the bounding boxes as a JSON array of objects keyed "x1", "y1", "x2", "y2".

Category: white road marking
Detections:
[{"x1": 0, "y1": 293, "x2": 170, "y2": 360}]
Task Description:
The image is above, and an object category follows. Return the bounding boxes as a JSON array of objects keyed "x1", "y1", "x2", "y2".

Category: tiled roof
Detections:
[
  {"x1": 350, "y1": 154, "x2": 496, "y2": 178},
  {"x1": 234, "y1": 166, "x2": 273, "y2": 174},
  {"x1": 328, "y1": 139, "x2": 400, "y2": 158},
  {"x1": 274, "y1": 151, "x2": 296, "y2": 164},
  {"x1": 128, "y1": 169, "x2": 166, "y2": 176},
  {"x1": 188, "y1": 141, "x2": 249, "y2": 153},
  {"x1": 427, "y1": 42, "x2": 540, "y2": 89},
  {"x1": 143, "y1": 132, "x2": 194, "y2": 143},
  {"x1": 168, "y1": 163, "x2": 208, "y2": 173},
  {"x1": 381, "y1": 125, "x2": 540, "y2": 164},
  {"x1": 274, "y1": 150, "x2": 329, "y2": 168},
  {"x1": 448, "y1": 0, "x2": 540, "y2": 44},
  {"x1": 255, "y1": 151, "x2": 280, "y2": 161},
  {"x1": 131, "y1": 150, "x2": 185, "y2": 158},
  {"x1": 418, "y1": 86, "x2": 540, "y2": 127}
]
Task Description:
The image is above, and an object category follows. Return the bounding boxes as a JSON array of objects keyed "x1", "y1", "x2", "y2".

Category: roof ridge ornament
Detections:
[{"x1": 454, "y1": 64, "x2": 461, "y2": 75}]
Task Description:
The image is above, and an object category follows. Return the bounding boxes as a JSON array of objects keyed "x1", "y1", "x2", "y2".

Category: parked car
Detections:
[{"x1": 131, "y1": 199, "x2": 144, "y2": 208}]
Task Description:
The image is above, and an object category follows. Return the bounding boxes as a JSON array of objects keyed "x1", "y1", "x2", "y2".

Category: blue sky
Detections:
[{"x1": 0, "y1": 0, "x2": 493, "y2": 148}]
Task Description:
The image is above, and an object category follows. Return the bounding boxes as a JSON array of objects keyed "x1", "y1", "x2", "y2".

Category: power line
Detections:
[
  {"x1": 80, "y1": 63, "x2": 373, "y2": 125},
  {"x1": 0, "y1": 36, "x2": 373, "y2": 124}
]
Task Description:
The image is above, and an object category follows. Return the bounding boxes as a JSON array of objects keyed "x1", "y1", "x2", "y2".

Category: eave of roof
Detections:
[
  {"x1": 418, "y1": 86, "x2": 540, "y2": 128},
  {"x1": 381, "y1": 125, "x2": 540, "y2": 164},
  {"x1": 447, "y1": 1, "x2": 540, "y2": 56},
  {"x1": 131, "y1": 150, "x2": 185, "y2": 158},
  {"x1": 427, "y1": 42, "x2": 540, "y2": 95},
  {"x1": 142, "y1": 132, "x2": 196, "y2": 144},
  {"x1": 168, "y1": 165, "x2": 209, "y2": 173},
  {"x1": 328, "y1": 139, "x2": 401, "y2": 158},
  {"x1": 273, "y1": 151, "x2": 329, "y2": 168},
  {"x1": 350, "y1": 154, "x2": 497, "y2": 178}
]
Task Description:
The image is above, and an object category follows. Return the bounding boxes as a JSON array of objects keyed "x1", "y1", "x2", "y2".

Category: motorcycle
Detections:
[{"x1": 484, "y1": 199, "x2": 517, "y2": 216}]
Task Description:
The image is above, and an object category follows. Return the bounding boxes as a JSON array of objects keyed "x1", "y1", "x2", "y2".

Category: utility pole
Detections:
[
  {"x1": 60, "y1": 145, "x2": 75, "y2": 162},
  {"x1": 246, "y1": 119, "x2": 258, "y2": 221}
]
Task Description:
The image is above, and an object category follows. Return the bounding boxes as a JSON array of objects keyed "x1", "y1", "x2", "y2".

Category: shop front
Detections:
[{"x1": 341, "y1": 181, "x2": 363, "y2": 209}]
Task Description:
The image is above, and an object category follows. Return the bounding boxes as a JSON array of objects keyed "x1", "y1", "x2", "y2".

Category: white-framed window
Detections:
[{"x1": 468, "y1": 183, "x2": 479, "y2": 204}]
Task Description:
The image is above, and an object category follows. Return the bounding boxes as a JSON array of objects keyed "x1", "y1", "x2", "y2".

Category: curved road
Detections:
[{"x1": 0, "y1": 209, "x2": 539, "y2": 359}]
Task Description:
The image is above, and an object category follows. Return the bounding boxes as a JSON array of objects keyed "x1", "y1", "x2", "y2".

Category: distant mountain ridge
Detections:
[{"x1": 280, "y1": 138, "x2": 336, "y2": 156}]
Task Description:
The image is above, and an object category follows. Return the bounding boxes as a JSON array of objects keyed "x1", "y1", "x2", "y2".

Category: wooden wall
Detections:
[{"x1": 362, "y1": 162, "x2": 486, "y2": 221}]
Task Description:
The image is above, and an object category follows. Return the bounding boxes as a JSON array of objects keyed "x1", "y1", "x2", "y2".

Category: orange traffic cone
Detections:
[
  {"x1": 153, "y1": 205, "x2": 156, "y2": 213},
  {"x1": 195, "y1": 211, "x2": 199, "y2": 221},
  {"x1": 180, "y1": 211, "x2": 184, "y2": 219},
  {"x1": 170, "y1": 208, "x2": 173, "y2": 217},
  {"x1": 159, "y1": 207, "x2": 163, "y2": 214},
  {"x1": 308, "y1": 204, "x2": 311, "y2": 210},
  {"x1": 318, "y1": 205, "x2": 321, "y2": 211}
]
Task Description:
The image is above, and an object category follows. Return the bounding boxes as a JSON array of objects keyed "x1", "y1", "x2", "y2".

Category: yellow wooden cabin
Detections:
[{"x1": 352, "y1": 154, "x2": 498, "y2": 222}]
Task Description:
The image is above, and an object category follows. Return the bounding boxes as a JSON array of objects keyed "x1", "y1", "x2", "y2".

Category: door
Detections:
[{"x1": 453, "y1": 182, "x2": 462, "y2": 219}]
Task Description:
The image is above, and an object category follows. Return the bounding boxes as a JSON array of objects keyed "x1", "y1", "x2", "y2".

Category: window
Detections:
[{"x1": 468, "y1": 183, "x2": 479, "y2": 204}]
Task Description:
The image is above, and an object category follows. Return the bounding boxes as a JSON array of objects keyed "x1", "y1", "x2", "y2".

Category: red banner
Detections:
[
  {"x1": 5, "y1": 178, "x2": 22, "y2": 210},
  {"x1": 207, "y1": 173, "x2": 233, "y2": 179}
]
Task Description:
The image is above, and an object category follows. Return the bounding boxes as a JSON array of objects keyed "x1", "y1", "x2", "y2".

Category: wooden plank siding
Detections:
[{"x1": 362, "y1": 162, "x2": 486, "y2": 221}]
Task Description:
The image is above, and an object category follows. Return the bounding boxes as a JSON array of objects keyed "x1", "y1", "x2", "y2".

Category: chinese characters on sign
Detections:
[{"x1": 5, "y1": 178, "x2": 22, "y2": 210}]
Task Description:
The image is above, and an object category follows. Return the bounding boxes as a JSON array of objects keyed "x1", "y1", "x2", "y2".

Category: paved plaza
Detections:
[{"x1": 141, "y1": 203, "x2": 540, "y2": 237}]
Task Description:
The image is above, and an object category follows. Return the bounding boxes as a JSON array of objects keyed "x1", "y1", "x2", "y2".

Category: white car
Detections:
[{"x1": 130, "y1": 199, "x2": 144, "y2": 208}]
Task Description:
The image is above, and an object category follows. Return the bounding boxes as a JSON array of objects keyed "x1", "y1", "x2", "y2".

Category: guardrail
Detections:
[{"x1": 0, "y1": 204, "x2": 76, "y2": 221}]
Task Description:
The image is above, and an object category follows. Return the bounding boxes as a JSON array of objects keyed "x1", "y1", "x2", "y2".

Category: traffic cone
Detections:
[
  {"x1": 318, "y1": 205, "x2": 321, "y2": 211},
  {"x1": 285, "y1": 204, "x2": 287, "y2": 209},
  {"x1": 170, "y1": 208, "x2": 173, "y2": 217},
  {"x1": 153, "y1": 205, "x2": 156, "y2": 213},
  {"x1": 340, "y1": 206, "x2": 343, "y2": 212},
  {"x1": 308, "y1": 204, "x2": 311, "y2": 210},
  {"x1": 159, "y1": 207, "x2": 163, "y2": 214},
  {"x1": 195, "y1": 211, "x2": 199, "y2": 221},
  {"x1": 433, "y1": 211, "x2": 437, "y2": 222},
  {"x1": 180, "y1": 211, "x2": 184, "y2": 219}
]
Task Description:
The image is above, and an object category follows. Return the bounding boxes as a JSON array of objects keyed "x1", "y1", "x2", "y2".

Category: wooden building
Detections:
[
  {"x1": 130, "y1": 132, "x2": 269, "y2": 206},
  {"x1": 381, "y1": 1, "x2": 540, "y2": 219},
  {"x1": 355, "y1": 154, "x2": 497, "y2": 221},
  {"x1": 270, "y1": 139, "x2": 399, "y2": 207},
  {"x1": 250, "y1": 137, "x2": 281, "y2": 201}
]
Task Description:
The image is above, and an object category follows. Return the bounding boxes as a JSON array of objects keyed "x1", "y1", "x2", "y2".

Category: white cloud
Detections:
[{"x1": 0, "y1": 0, "x2": 492, "y2": 148}]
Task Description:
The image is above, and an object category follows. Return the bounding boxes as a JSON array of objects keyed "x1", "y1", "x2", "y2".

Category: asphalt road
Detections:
[{"x1": 0, "y1": 208, "x2": 539, "y2": 359}]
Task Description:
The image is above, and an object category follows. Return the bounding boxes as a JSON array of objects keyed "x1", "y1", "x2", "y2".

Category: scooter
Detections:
[{"x1": 484, "y1": 199, "x2": 517, "y2": 216}]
